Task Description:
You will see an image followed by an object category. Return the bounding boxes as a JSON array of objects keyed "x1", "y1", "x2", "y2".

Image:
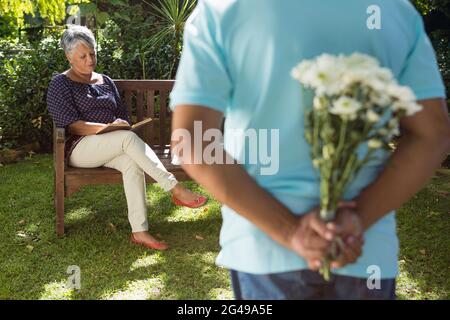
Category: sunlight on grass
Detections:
[
  {"x1": 129, "y1": 253, "x2": 162, "y2": 272},
  {"x1": 65, "y1": 207, "x2": 97, "y2": 223},
  {"x1": 101, "y1": 278, "x2": 164, "y2": 300},
  {"x1": 209, "y1": 287, "x2": 233, "y2": 300},
  {"x1": 397, "y1": 263, "x2": 441, "y2": 300},
  {"x1": 39, "y1": 280, "x2": 75, "y2": 300},
  {"x1": 167, "y1": 205, "x2": 212, "y2": 222},
  {"x1": 1, "y1": 155, "x2": 448, "y2": 299},
  {"x1": 201, "y1": 252, "x2": 217, "y2": 264},
  {"x1": 147, "y1": 185, "x2": 170, "y2": 203}
]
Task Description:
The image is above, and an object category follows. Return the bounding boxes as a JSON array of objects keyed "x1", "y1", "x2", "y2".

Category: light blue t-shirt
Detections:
[{"x1": 169, "y1": 0, "x2": 446, "y2": 279}]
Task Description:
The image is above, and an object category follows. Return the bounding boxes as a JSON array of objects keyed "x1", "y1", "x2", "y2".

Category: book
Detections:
[{"x1": 96, "y1": 117, "x2": 153, "y2": 135}]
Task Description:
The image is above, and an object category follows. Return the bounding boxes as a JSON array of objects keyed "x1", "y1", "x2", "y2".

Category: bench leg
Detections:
[
  {"x1": 55, "y1": 183, "x2": 65, "y2": 236},
  {"x1": 54, "y1": 125, "x2": 66, "y2": 236},
  {"x1": 54, "y1": 163, "x2": 65, "y2": 236}
]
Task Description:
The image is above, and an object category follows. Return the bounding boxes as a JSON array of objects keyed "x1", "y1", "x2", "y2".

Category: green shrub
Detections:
[
  {"x1": 0, "y1": 0, "x2": 447, "y2": 154},
  {"x1": 0, "y1": 32, "x2": 67, "y2": 152},
  {"x1": 0, "y1": 17, "x2": 177, "y2": 152}
]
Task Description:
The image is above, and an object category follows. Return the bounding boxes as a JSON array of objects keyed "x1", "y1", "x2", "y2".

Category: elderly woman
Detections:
[{"x1": 47, "y1": 25, "x2": 207, "y2": 250}]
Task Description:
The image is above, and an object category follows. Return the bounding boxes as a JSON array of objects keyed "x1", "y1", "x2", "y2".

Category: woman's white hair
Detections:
[{"x1": 60, "y1": 25, "x2": 96, "y2": 56}]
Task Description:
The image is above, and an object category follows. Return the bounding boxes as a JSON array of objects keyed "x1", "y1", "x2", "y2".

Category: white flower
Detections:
[
  {"x1": 387, "y1": 84, "x2": 416, "y2": 102},
  {"x1": 369, "y1": 89, "x2": 392, "y2": 107},
  {"x1": 312, "y1": 158, "x2": 322, "y2": 168},
  {"x1": 390, "y1": 126, "x2": 400, "y2": 137},
  {"x1": 330, "y1": 96, "x2": 362, "y2": 120},
  {"x1": 368, "y1": 139, "x2": 383, "y2": 149},
  {"x1": 313, "y1": 96, "x2": 326, "y2": 110},
  {"x1": 392, "y1": 101, "x2": 423, "y2": 116},
  {"x1": 341, "y1": 69, "x2": 370, "y2": 87},
  {"x1": 386, "y1": 118, "x2": 400, "y2": 137},
  {"x1": 292, "y1": 54, "x2": 346, "y2": 96},
  {"x1": 291, "y1": 61, "x2": 310, "y2": 81},
  {"x1": 291, "y1": 60, "x2": 317, "y2": 86},
  {"x1": 388, "y1": 118, "x2": 399, "y2": 129},
  {"x1": 366, "y1": 110, "x2": 380, "y2": 123},
  {"x1": 322, "y1": 144, "x2": 335, "y2": 159},
  {"x1": 312, "y1": 55, "x2": 346, "y2": 95},
  {"x1": 343, "y1": 53, "x2": 379, "y2": 71},
  {"x1": 339, "y1": 53, "x2": 384, "y2": 86}
]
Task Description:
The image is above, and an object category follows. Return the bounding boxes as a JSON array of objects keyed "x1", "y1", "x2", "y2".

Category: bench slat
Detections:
[
  {"x1": 159, "y1": 90, "x2": 168, "y2": 151},
  {"x1": 124, "y1": 90, "x2": 133, "y2": 119},
  {"x1": 114, "y1": 80, "x2": 174, "y2": 91},
  {"x1": 146, "y1": 90, "x2": 155, "y2": 147}
]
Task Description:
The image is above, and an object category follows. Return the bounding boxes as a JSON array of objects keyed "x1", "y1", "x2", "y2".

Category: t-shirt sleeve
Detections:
[
  {"x1": 47, "y1": 76, "x2": 82, "y2": 129},
  {"x1": 169, "y1": 1, "x2": 232, "y2": 114},
  {"x1": 105, "y1": 75, "x2": 131, "y2": 123},
  {"x1": 398, "y1": 13, "x2": 446, "y2": 100}
]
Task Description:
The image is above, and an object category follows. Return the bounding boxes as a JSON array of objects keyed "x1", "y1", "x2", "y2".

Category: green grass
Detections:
[
  {"x1": 0, "y1": 154, "x2": 231, "y2": 300},
  {"x1": 0, "y1": 154, "x2": 448, "y2": 299},
  {"x1": 396, "y1": 168, "x2": 450, "y2": 300}
]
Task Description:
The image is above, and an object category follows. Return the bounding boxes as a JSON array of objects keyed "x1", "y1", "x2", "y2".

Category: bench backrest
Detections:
[{"x1": 114, "y1": 80, "x2": 175, "y2": 151}]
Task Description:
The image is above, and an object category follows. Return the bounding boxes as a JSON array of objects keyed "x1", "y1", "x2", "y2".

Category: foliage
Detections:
[
  {"x1": 147, "y1": 0, "x2": 197, "y2": 78},
  {"x1": 95, "y1": 1, "x2": 172, "y2": 80},
  {"x1": 95, "y1": 0, "x2": 196, "y2": 79},
  {"x1": 412, "y1": 0, "x2": 450, "y2": 18},
  {"x1": 0, "y1": 0, "x2": 89, "y2": 27},
  {"x1": 411, "y1": 0, "x2": 450, "y2": 99},
  {"x1": 0, "y1": 30, "x2": 67, "y2": 151},
  {"x1": 0, "y1": 1, "x2": 196, "y2": 150},
  {"x1": 0, "y1": 0, "x2": 448, "y2": 151},
  {"x1": 0, "y1": 13, "x2": 17, "y2": 39}
]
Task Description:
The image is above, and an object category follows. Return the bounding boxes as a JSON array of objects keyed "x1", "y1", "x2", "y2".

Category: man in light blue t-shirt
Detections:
[{"x1": 170, "y1": 0, "x2": 450, "y2": 299}]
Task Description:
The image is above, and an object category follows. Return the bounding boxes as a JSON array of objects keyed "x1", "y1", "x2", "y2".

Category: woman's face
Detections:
[{"x1": 66, "y1": 42, "x2": 97, "y2": 74}]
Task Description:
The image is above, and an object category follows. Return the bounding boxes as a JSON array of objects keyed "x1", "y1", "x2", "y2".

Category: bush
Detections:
[
  {"x1": 0, "y1": 16, "x2": 177, "y2": 152},
  {"x1": 0, "y1": 32, "x2": 67, "y2": 152},
  {"x1": 0, "y1": 0, "x2": 448, "y2": 154}
]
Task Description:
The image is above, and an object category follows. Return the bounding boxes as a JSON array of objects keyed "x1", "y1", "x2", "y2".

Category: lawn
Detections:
[{"x1": 0, "y1": 154, "x2": 448, "y2": 300}]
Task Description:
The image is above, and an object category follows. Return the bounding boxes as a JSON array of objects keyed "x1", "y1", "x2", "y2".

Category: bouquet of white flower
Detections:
[{"x1": 291, "y1": 53, "x2": 423, "y2": 280}]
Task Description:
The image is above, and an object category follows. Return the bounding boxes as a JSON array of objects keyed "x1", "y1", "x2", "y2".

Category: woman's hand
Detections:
[
  {"x1": 68, "y1": 120, "x2": 107, "y2": 136},
  {"x1": 113, "y1": 118, "x2": 130, "y2": 126}
]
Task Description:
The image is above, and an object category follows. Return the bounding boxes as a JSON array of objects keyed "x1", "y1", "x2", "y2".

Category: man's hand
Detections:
[
  {"x1": 289, "y1": 202, "x2": 365, "y2": 271},
  {"x1": 289, "y1": 208, "x2": 336, "y2": 271},
  {"x1": 327, "y1": 202, "x2": 365, "y2": 269}
]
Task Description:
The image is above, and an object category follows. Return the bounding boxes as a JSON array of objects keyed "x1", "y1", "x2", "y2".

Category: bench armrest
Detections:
[
  {"x1": 53, "y1": 126, "x2": 66, "y2": 170},
  {"x1": 55, "y1": 127, "x2": 66, "y2": 144}
]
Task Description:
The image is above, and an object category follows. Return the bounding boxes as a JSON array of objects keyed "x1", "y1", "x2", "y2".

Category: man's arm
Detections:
[
  {"x1": 356, "y1": 98, "x2": 450, "y2": 230},
  {"x1": 172, "y1": 105, "x2": 299, "y2": 246}
]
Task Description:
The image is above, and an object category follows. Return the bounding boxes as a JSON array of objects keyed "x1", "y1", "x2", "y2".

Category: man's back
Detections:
[
  {"x1": 170, "y1": 0, "x2": 445, "y2": 278},
  {"x1": 174, "y1": 0, "x2": 443, "y2": 182}
]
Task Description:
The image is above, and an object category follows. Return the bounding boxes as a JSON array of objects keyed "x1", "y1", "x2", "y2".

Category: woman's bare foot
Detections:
[
  {"x1": 131, "y1": 231, "x2": 168, "y2": 250},
  {"x1": 171, "y1": 183, "x2": 203, "y2": 204}
]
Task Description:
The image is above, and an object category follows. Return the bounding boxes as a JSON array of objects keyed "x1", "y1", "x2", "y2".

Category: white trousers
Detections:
[{"x1": 69, "y1": 130, "x2": 178, "y2": 232}]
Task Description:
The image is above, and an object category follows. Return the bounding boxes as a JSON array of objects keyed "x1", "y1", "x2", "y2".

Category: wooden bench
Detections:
[{"x1": 53, "y1": 80, "x2": 190, "y2": 236}]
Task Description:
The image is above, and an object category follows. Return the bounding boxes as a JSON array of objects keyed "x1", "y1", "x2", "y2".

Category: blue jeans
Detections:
[{"x1": 230, "y1": 269, "x2": 396, "y2": 300}]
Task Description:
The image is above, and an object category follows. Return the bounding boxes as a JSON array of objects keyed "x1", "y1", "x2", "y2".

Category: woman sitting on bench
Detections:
[{"x1": 47, "y1": 25, "x2": 207, "y2": 250}]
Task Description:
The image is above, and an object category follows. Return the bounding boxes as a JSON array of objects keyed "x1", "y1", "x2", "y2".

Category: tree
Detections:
[
  {"x1": 411, "y1": 0, "x2": 450, "y2": 33},
  {"x1": 0, "y1": 0, "x2": 89, "y2": 27}
]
